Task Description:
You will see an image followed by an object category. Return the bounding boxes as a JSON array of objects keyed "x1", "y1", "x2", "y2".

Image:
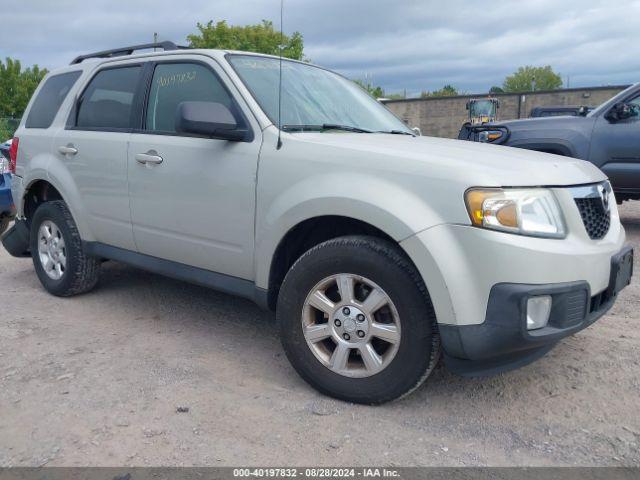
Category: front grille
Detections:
[{"x1": 574, "y1": 196, "x2": 611, "y2": 240}]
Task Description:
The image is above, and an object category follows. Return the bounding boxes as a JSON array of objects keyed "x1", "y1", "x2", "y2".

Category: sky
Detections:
[{"x1": 1, "y1": 0, "x2": 639, "y2": 96}]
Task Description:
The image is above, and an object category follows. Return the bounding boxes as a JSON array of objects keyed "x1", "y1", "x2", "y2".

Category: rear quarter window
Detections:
[{"x1": 25, "y1": 71, "x2": 82, "y2": 129}]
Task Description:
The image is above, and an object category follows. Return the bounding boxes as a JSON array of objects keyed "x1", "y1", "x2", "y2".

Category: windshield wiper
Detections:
[
  {"x1": 375, "y1": 129, "x2": 415, "y2": 136},
  {"x1": 282, "y1": 124, "x2": 373, "y2": 133}
]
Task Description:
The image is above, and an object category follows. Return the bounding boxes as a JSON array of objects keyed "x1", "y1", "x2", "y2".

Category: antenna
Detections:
[{"x1": 276, "y1": 0, "x2": 284, "y2": 150}]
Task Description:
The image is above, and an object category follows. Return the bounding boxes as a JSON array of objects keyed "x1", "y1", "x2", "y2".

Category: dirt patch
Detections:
[{"x1": 0, "y1": 202, "x2": 639, "y2": 467}]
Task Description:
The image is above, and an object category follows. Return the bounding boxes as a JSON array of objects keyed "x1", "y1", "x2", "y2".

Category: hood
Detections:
[
  {"x1": 492, "y1": 115, "x2": 591, "y2": 130},
  {"x1": 288, "y1": 132, "x2": 606, "y2": 188}
]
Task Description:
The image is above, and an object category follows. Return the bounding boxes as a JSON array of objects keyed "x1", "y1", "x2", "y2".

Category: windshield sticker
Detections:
[{"x1": 157, "y1": 71, "x2": 197, "y2": 88}]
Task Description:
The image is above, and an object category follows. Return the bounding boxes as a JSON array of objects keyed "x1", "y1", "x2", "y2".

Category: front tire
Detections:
[
  {"x1": 30, "y1": 200, "x2": 100, "y2": 297},
  {"x1": 277, "y1": 235, "x2": 440, "y2": 404}
]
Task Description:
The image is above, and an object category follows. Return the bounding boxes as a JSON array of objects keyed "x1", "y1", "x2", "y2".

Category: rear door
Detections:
[
  {"x1": 54, "y1": 64, "x2": 145, "y2": 250},
  {"x1": 127, "y1": 58, "x2": 262, "y2": 280},
  {"x1": 18, "y1": 70, "x2": 83, "y2": 179},
  {"x1": 589, "y1": 93, "x2": 640, "y2": 196}
]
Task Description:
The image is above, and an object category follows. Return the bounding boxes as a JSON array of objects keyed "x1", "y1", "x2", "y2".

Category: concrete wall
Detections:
[{"x1": 383, "y1": 86, "x2": 629, "y2": 139}]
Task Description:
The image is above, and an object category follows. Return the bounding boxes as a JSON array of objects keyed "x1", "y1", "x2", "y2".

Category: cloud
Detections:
[{"x1": 1, "y1": 0, "x2": 639, "y2": 95}]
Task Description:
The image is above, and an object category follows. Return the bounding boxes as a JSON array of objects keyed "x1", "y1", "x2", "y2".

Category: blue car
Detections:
[{"x1": 0, "y1": 139, "x2": 14, "y2": 235}]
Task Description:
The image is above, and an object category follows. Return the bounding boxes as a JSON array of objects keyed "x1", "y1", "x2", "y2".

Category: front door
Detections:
[
  {"x1": 590, "y1": 93, "x2": 640, "y2": 196},
  {"x1": 127, "y1": 59, "x2": 261, "y2": 280}
]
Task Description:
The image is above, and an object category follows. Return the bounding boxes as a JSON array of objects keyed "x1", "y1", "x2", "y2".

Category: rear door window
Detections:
[
  {"x1": 145, "y1": 63, "x2": 233, "y2": 134},
  {"x1": 76, "y1": 66, "x2": 142, "y2": 130},
  {"x1": 25, "y1": 71, "x2": 82, "y2": 129}
]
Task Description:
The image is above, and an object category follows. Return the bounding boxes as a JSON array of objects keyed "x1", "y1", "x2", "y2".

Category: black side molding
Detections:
[
  {"x1": 83, "y1": 242, "x2": 269, "y2": 309},
  {"x1": 1, "y1": 219, "x2": 30, "y2": 257}
]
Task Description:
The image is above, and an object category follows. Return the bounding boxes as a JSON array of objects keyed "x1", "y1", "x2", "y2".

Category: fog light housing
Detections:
[{"x1": 526, "y1": 295, "x2": 552, "y2": 330}]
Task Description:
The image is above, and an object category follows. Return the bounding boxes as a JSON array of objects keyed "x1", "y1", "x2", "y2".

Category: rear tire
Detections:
[
  {"x1": 277, "y1": 235, "x2": 440, "y2": 404},
  {"x1": 30, "y1": 200, "x2": 100, "y2": 297}
]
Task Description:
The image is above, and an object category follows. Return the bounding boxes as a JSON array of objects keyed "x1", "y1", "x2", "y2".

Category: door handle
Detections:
[
  {"x1": 58, "y1": 145, "x2": 78, "y2": 156},
  {"x1": 135, "y1": 152, "x2": 164, "y2": 165}
]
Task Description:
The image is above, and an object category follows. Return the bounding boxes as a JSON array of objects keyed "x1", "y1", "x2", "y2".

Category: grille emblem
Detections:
[{"x1": 597, "y1": 183, "x2": 610, "y2": 214}]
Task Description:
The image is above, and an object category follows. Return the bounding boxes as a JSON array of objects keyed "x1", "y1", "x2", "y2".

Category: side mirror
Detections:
[
  {"x1": 578, "y1": 105, "x2": 589, "y2": 116},
  {"x1": 175, "y1": 101, "x2": 248, "y2": 141},
  {"x1": 605, "y1": 102, "x2": 633, "y2": 122},
  {"x1": 412, "y1": 127, "x2": 422, "y2": 136}
]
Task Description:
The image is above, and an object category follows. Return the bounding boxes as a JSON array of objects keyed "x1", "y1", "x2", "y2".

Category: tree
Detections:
[
  {"x1": 0, "y1": 58, "x2": 48, "y2": 119},
  {"x1": 489, "y1": 86, "x2": 504, "y2": 94},
  {"x1": 353, "y1": 79, "x2": 385, "y2": 99},
  {"x1": 432, "y1": 84, "x2": 458, "y2": 97},
  {"x1": 503, "y1": 66, "x2": 562, "y2": 92},
  {"x1": 0, "y1": 118, "x2": 14, "y2": 141},
  {"x1": 187, "y1": 20, "x2": 305, "y2": 60},
  {"x1": 421, "y1": 85, "x2": 459, "y2": 98}
]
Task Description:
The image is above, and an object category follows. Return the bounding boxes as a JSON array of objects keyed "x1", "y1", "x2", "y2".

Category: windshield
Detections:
[
  {"x1": 227, "y1": 55, "x2": 412, "y2": 134},
  {"x1": 470, "y1": 100, "x2": 496, "y2": 117},
  {"x1": 588, "y1": 83, "x2": 639, "y2": 117}
]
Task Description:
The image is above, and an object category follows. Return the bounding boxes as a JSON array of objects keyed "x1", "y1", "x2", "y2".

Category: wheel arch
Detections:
[
  {"x1": 21, "y1": 169, "x2": 95, "y2": 241},
  {"x1": 262, "y1": 214, "x2": 421, "y2": 311},
  {"x1": 22, "y1": 179, "x2": 64, "y2": 223}
]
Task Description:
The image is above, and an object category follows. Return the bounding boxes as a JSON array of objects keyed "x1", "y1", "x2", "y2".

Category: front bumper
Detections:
[
  {"x1": 441, "y1": 244, "x2": 632, "y2": 376},
  {"x1": 400, "y1": 192, "x2": 630, "y2": 376}
]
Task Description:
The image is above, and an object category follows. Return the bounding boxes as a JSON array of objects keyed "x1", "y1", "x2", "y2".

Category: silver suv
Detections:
[{"x1": 2, "y1": 42, "x2": 633, "y2": 404}]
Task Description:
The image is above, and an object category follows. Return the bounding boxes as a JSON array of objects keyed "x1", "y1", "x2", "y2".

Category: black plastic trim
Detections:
[
  {"x1": 1, "y1": 219, "x2": 30, "y2": 257},
  {"x1": 83, "y1": 242, "x2": 268, "y2": 309},
  {"x1": 440, "y1": 246, "x2": 633, "y2": 377},
  {"x1": 608, "y1": 245, "x2": 634, "y2": 298}
]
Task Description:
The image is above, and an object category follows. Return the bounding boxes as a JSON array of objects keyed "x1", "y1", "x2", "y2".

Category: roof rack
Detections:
[{"x1": 70, "y1": 41, "x2": 189, "y2": 65}]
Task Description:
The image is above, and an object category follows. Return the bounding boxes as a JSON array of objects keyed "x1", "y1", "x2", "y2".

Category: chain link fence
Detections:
[{"x1": 0, "y1": 118, "x2": 21, "y2": 141}]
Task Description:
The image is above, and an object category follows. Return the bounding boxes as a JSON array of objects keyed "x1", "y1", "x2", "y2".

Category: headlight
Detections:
[
  {"x1": 478, "y1": 130, "x2": 504, "y2": 143},
  {"x1": 465, "y1": 188, "x2": 566, "y2": 238}
]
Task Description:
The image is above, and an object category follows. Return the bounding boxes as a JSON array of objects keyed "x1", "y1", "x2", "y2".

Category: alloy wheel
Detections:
[
  {"x1": 302, "y1": 273, "x2": 401, "y2": 378},
  {"x1": 37, "y1": 220, "x2": 67, "y2": 280}
]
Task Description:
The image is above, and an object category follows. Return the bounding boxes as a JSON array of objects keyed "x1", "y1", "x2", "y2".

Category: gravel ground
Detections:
[{"x1": 0, "y1": 202, "x2": 638, "y2": 467}]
